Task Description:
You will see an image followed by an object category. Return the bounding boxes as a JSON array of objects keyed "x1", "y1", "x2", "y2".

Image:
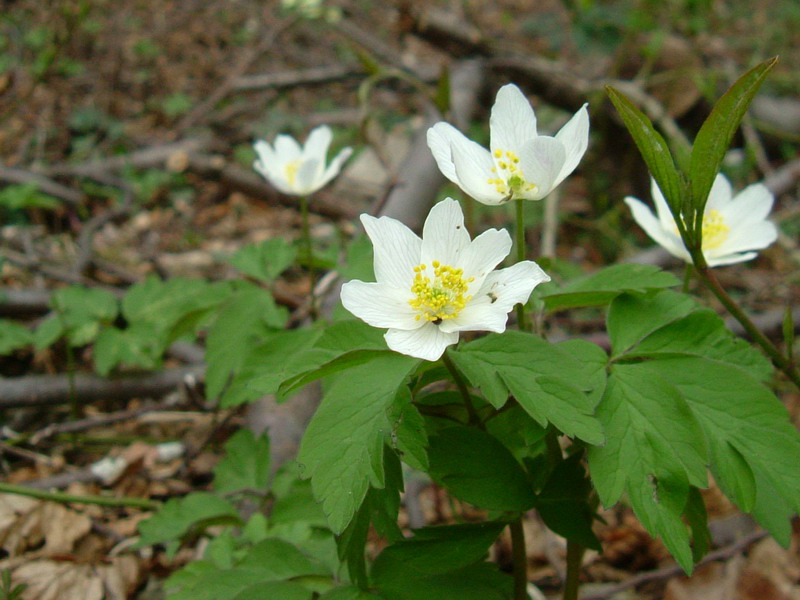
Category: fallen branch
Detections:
[
  {"x1": 0, "y1": 366, "x2": 204, "y2": 409},
  {"x1": 234, "y1": 64, "x2": 362, "y2": 91},
  {"x1": 0, "y1": 165, "x2": 83, "y2": 205}
]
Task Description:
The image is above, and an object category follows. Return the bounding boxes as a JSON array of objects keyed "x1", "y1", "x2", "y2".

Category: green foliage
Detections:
[
  {"x1": 297, "y1": 353, "x2": 419, "y2": 534},
  {"x1": 212, "y1": 430, "x2": 271, "y2": 495},
  {"x1": 537, "y1": 263, "x2": 680, "y2": 311},
  {"x1": 228, "y1": 238, "x2": 297, "y2": 283},
  {"x1": 0, "y1": 320, "x2": 33, "y2": 354},
  {"x1": 450, "y1": 331, "x2": 605, "y2": 445},
  {"x1": 0, "y1": 570, "x2": 26, "y2": 600},
  {"x1": 427, "y1": 426, "x2": 536, "y2": 511},
  {"x1": 0, "y1": 184, "x2": 61, "y2": 212},
  {"x1": 49, "y1": 285, "x2": 118, "y2": 346}
]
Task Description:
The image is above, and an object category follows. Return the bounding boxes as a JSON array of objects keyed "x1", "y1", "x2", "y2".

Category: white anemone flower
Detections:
[
  {"x1": 624, "y1": 174, "x2": 778, "y2": 267},
  {"x1": 427, "y1": 84, "x2": 589, "y2": 205},
  {"x1": 340, "y1": 198, "x2": 550, "y2": 361},
  {"x1": 253, "y1": 125, "x2": 353, "y2": 196}
]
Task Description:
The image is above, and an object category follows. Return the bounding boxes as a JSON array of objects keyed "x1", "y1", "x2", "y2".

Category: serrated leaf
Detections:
[
  {"x1": 52, "y1": 286, "x2": 118, "y2": 345},
  {"x1": 427, "y1": 426, "x2": 536, "y2": 512},
  {"x1": 122, "y1": 276, "x2": 230, "y2": 328},
  {"x1": 0, "y1": 320, "x2": 32, "y2": 354},
  {"x1": 387, "y1": 390, "x2": 429, "y2": 471},
  {"x1": 624, "y1": 309, "x2": 773, "y2": 380},
  {"x1": 640, "y1": 357, "x2": 800, "y2": 538},
  {"x1": 606, "y1": 86, "x2": 686, "y2": 215},
  {"x1": 690, "y1": 57, "x2": 777, "y2": 214},
  {"x1": 539, "y1": 264, "x2": 680, "y2": 311},
  {"x1": 231, "y1": 582, "x2": 312, "y2": 600},
  {"x1": 607, "y1": 290, "x2": 696, "y2": 355},
  {"x1": 33, "y1": 313, "x2": 64, "y2": 350},
  {"x1": 537, "y1": 454, "x2": 601, "y2": 550},
  {"x1": 213, "y1": 430, "x2": 270, "y2": 494},
  {"x1": 450, "y1": 332, "x2": 604, "y2": 445},
  {"x1": 370, "y1": 522, "x2": 505, "y2": 586},
  {"x1": 588, "y1": 364, "x2": 708, "y2": 509},
  {"x1": 93, "y1": 324, "x2": 161, "y2": 375},
  {"x1": 228, "y1": 238, "x2": 297, "y2": 283},
  {"x1": 138, "y1": 492, "x2": 242, "y2": 548},
  {"x1": 236, "y1": 538, "x2": 331, "y2": 579},
  {"x1": 684, "y1": 487, "x2": 711, "y2": 563},
  {"x1": 297, "y1": 353, "x2": 419, "y2": 534}
]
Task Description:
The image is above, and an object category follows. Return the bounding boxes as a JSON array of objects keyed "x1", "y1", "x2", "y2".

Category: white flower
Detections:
[
  {"x1": 340, "y1": 198, "x2": 550, "y2": 361},
  {"x1": 253, "y1": 125, "x2": 352, "y2": 196},
  {"x1": 426, "y1": 84, "x2": 589, "y2": 205},
  {"x1": 624, "y1": 174, "x2": 778, "y2": 267}
]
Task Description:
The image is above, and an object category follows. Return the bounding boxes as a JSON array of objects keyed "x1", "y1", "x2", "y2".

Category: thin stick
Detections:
[
  {"x1": 299, "y1": 195, "x2": 318, "y2": 319},
  {"x1": 0, "y1": 482, "x2": 158, "y2": 510}
]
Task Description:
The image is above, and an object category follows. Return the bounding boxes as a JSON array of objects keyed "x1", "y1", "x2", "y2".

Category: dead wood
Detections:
[
  {"x1": 234, "y1": 64, "x2": 363, "y2": 91},
  {"x1": 0, "y1": 166, "x2": 83, "y2": 205}
]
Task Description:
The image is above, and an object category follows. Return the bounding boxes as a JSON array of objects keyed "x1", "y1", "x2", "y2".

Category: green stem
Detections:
[
  {"x1": 682, "y1": 263, "x2": 693, "y2": 293},
  {"x1": 0, "y1": 482, "x2": 158, "y2": 510},
  {"x1": 509, "y1": 517, "x2": 528, "y2": 600},
  {"x1": 514, "y1": 198, "x2": 529, "y2": 332},
  {"x1": 694, "y1": 260, "x2": 800, "y2": 390},
  {"x1": 562, "y1": 540, "x2": 585, "y2": 600},
  {"x1": 300, "y1": 195, "x2": 318, "y2": 319},
  {"x1": 443, "y1": 350, "x2": 484, "y2": 430}
]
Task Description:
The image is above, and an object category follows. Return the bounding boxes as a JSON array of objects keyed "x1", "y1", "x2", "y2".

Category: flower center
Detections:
[
  {"x1": 284, "y1": 159, "x2": 302, "y2": 187},
  {"x1": 701, "y1": 210, "x2": 729, "y2": 250},
  {"x1": 409, "y1": 261, "x2": 474, "y2": 323},
  {"x1": 486, "y1": 148, "x2": 537, "y2": 199}
]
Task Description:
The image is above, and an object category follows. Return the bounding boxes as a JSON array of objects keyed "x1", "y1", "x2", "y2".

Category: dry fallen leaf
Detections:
[
  {"x1": 13, "y1": 555, "x2": 139, "y2": 600},
  {"x1": 0, "y1": 494, "x2": 91, "y2": 556}
]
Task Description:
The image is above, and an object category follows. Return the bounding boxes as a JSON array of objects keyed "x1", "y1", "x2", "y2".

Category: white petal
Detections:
[
  {"x1": 302, "y1": 125, "x2": 333, "y2": 162},
  {"x1": 426, "y1": 122, "x2": 461, "y2": 183},
  {"x1": 295, "y1": 158, "x2": 322, "y2": 194},
  {"x1": 340, "y1": 281, "x2": 421, "y2": 330},
  {"x1": 360, "y1": 213, "x2": 421, "y2": 290},
  {"x1": 451, "y1": 134, "x2": 508, "y2": 205},
  {"x1": 441, "y1": 261, "x2": 550, "y2": 333},
  {"x1": 704, "y1": 173, "x2": 733, "y2": 211},
  {"x1": 706, "y1": 251, "x2": 758, "y2": 267},
  {"x1": 489, "y1": 84, "x2": 538, "y2": 154},
  {"x1": 385, "y1": 324, "x2": 458, "y2": 361},
  {"x1": 650, "y1": 178, "x2": 678, "y2": 231},
  {"x1": 719, "y1": 183, "x2": 774, "y2": 226},
  {"x1": 552, "y1": 104, "x2": 590, "y2": 189},
  {"x1": 253, "y1": 159, "x2": 295, "y2": 195},
  {"x1": 625, "y1": 197, "x2": 690, "y2": 262},
  {"x1": 420, "y1": 198, "x2": 471, "y2": 267},
  {"x1": 712, "y1": 220, "x2": 778, "y2": 257},
  {"x1": 274, "y1": 134, "x2": 302, "y2": 160},
  {"x1": 456, "y1": 228, "x2": 512, "y2": 293},
  {"x1": 316, "y1": 147, "x2": 353, "y2": 190},
  {"x1": 517, "y1": 136, "x2": 566, "y2": 200},
  {"x1": 253, "y1": 140, "x2": 277, "y2": 167}
]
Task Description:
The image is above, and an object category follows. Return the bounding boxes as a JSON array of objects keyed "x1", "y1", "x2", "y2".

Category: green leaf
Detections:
[
  {"x1": 339, "y1": 234, "x2": 374, "y2": 283},
  {"x1": 690, "y1": 57, "x2": 777, "y2": 214},
  {"x1": 373, "y1": 562, "x2": 512, "y2": 600},
  {"x1": 297, "y1": 353, "x2": 419, "y2": 534},
  {"x1": 623, "y1": 309, "x2": 773, "y2": 380},
  {"x1": 319, "y1": 587, "x2": 382, "y2": 600},
  {"x1": 387, "y1": 390, "x2": 429, "y2": 471},
  {"x1": 450, "y1": 331, "x2": 604, "y2": 445},
  {"x1": 93, "y1": 324, "x2": 161, "y2": 375},
  {"x1": 427, "y1": 426, "x2": 536, "y2": 512},
  {"x1": 236, "y1": 538, "x2": 331, "y2": 579},
  {"x1": 0, "y1": 320, "x2": 32, "y2": 354},
  {"x1": 587, "y1": 364, "x2": 709, "y2": 572},
  {"x1": 606, "y1": 86, "x2": 687, "y2": 215},
  {"x1": 205, "y1": 285, "x2": 287, "y2": 401},
  {"x1": 231, "y1": 582, "x2": 312, "y2": 600},
  {"x1": 228, "y1": 238, "x2": 297, "y2": 283},
  {"x1": 537, "y1": 454, "x2": 601, "y2": 550},
  {"x1": 122, "y1": 277, "x2": 229, "y2": 329},
  {"x1": 539, "y1": 264, "x2": 680, "y2": 312},
  {"x1": 641, "y1": 357, "x2": 800, "y2": 538},
  {"x1": 138, "y1": 492, "x2": 242, "y2": 549},
  {"x1": 371, "y1": 522, "x2": 506, "y2": 586},
  {"x1": 52, "y1": 286, "x2": 118, "y2": 345},
  {"x1": 213, "y1": 430, "x2": 270, "y2": 495},
  {"x1": 607, "y1": 290, "x2": 696, "y2": 355},
  {"x1": 684, "y1": 487, "x2": 711, "y2": 563},
  {"x1": 33, "y1": 314, "x2": 64, "y2": 350}
]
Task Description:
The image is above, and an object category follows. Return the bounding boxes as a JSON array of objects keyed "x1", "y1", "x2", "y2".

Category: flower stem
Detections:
[
  {"x1": 0, "y1": 482, "x2": 158, "y2": 510},
  {"x1": 443, "y1": 350, "x2": 484, "y2": 430},
  {"x1": 299, "y1": 195, "x2": 318, "y2": 319},
  {"x1": 514, "y1": 198, "x2": 529, "y2": 331},
  {"x1": 682, "y1": 263, "x2": 693, "y2": 293},
  {"x1": 694, "y1": 260, "x2": 800, "y2": 390},
  {"x1": 509, "y1": 517, "x2": 528, "y2": 600},
  {"x1": 562, "y1": 540, "x2": 585, "y2": 600}
]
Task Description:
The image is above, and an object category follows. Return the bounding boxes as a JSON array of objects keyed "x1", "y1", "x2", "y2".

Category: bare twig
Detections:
[
  {"x1": 0, "y1": 165, "x2": 83, "y2": 205},
  {"x1": 0, "y1": 366, "x2": 204, "y2": 409},
  {"x1": 234, "y1": 64, "x2": 362, "y2": 91},
  {"x1": 581, "y1": 529, "x2": 769, "y2": 600}
]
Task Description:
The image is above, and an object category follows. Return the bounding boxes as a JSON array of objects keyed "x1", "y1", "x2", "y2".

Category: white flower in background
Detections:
[
  {"x1": 253, "y1": 125, "x2": 352, "y2": 196},
  {"x1": 427, "y1": 84, "x2": 590, "y2": 205},
  {"x1": 624, "y1": 174, "x2": 778, "y2": 267},
  {"x1": 280, "y1": 0, "x2": 341, "y2": 21},
  {"x1": 341, "y1": 198, "x2": 550, "y2": 361}
]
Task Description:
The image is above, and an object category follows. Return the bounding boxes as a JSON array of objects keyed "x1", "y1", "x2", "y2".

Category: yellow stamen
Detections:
[
  {"x1": 409, "y1": 262, "x2": 474, "y2": 323},
  {"x1": 284, "y1": 159, "x2": 302, "y2": 186},
  {"x1": 701, "y1": 210, "x2": 729, "y2": 250}
]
